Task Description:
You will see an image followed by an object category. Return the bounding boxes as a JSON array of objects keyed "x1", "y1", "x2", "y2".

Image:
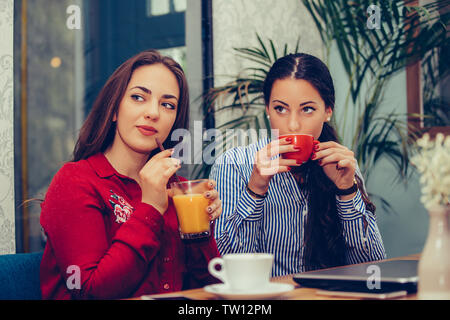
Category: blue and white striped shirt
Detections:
[{"x1": 210, "y1": 137, "x2": 386, "y2": 277}]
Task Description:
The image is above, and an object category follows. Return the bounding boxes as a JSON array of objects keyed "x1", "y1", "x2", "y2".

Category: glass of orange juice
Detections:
[{"x1": 171, "y1": 179, "x2": 211, "y2": 240}]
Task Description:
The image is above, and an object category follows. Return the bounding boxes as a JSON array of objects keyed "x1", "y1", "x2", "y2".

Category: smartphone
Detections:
[{"x1": 316, "y1": 289, "x2": 408, "y2": 300}]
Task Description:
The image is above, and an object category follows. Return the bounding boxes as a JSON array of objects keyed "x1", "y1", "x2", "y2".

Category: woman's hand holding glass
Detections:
[
  {"x1": 202, "y1": 180, "x2": 222, "y2": 221},
  {"x1": 139, "y1": 149, "x2": 181, "y2": 215}
]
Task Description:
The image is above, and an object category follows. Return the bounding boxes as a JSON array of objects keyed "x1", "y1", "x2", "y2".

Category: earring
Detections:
[
  {"x1": 267, "y1": 115, "x2": 270, "y2": 119},
  {"x1": 327, "y1": 117, "x2": 331, "y2": 122}
]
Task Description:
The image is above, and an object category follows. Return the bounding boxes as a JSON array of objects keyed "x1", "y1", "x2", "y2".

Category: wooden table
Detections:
[{"x1": 138, "y1": 254, "x2": 420, "y2": 300}]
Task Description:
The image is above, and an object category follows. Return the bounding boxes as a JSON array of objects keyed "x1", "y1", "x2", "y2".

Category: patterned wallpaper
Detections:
[
  {"x1": 0, "y1": 0, "x2": 15, "y2": 254},
  {"x1": 212, "y1": 0, "x2": 324, "y2": 127}
]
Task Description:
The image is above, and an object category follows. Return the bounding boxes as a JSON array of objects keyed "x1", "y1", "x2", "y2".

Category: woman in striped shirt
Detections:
[{"x1": 210, "y1": 53, "x2": 386, "y2": 277}]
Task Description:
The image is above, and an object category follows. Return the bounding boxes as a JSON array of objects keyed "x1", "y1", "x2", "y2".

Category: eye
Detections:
[
  {"x1": 274, "y1": 105, "x2": 287, "y2": 114},
  {"x1": 302, "y1": 106, "x2": 315, "y2": 114},
  {"x1": 131, "y1": 94, "x2": 144, "y2": 102},
  {"x1": 162, "y1": 102, "x2": 176, "y2": 110}
]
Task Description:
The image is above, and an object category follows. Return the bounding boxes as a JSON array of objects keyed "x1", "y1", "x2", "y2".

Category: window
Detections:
[{"x1": 14, "y1": 0, "x2": 192, "y2": 252}]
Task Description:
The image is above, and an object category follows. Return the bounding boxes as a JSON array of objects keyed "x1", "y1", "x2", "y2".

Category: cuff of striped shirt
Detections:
[
  {"x1": 335, "y1": 189, "x2": 366, "y2": 220},
  {"x1": 235, "y1": 187, "x2": 265, "y2": 221}
]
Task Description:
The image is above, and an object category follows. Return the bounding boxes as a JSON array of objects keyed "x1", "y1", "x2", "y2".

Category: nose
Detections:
[
  {"x1": 287, "y1": 113, "x2": 301, "y2": 132},
  {"x1": 144, "y1": 98, "x2": 160, "y2": 121}
]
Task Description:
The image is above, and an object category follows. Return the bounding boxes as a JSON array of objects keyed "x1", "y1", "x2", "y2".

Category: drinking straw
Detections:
[{"x1": 155, "y1": 138, "x2": 185, "y2": 192}]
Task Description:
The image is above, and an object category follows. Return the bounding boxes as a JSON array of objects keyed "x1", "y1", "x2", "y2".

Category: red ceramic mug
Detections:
[{"x1": 279, "y1": 134, "x2": 315, "y2": 164}]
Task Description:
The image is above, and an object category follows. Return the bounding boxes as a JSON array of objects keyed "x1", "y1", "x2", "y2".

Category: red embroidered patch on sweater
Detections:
[{"x1": 109, "y1": 190, "x2": 134, "y2": 223}]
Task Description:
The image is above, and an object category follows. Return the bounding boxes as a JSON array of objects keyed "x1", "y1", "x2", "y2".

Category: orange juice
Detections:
[{"x1": 173, "y1": 194, "x2": 210, "y2": 236}]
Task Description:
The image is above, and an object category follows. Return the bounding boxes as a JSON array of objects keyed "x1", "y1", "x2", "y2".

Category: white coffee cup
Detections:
[{"x1": 208, "y1": 253, "x2": 274, "y2": 292}]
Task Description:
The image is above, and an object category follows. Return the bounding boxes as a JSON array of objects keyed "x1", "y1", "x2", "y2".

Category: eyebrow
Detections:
[
  {"x1": 272, "y1": 99, "x2": 317, "y2": 107},
  {"x1": 131, "y1": 86, "x2": 151, "y2": 94},
  {"x1": 130, "y1": 86, "x2": 178, "y2": 101},
  {"x1": 299, "y1": 101, "x2": 317, "y2": 106},
  {"x1": 272, "y1": 99, "x2": 289, "y2": 106},
  {"x1": 162, "y1": 94, "x2": 179, "y2": 101}
]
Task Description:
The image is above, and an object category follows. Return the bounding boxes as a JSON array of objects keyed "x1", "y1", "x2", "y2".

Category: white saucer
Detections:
[{"x1": 203, "y1": 282, "x2": 294, "y2": 300}]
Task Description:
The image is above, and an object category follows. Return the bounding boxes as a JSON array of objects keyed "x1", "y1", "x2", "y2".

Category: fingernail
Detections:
[
  {"x1": 294, "y1": 146, "x2": 302, "y2": 150},
  {"x1": 207, "y1": 207, "x2": 213, "y2": 213},
  {"x1": 311, "y1": 153, "x2": 316, "y2": 160},
  {"x1": 285, "y1": 137, "x2": 292, "y2": 142},
  {"x1": 173, "y1": 159, "x2": 181, "y2": 167},
  {"x1": 314, "y1": 145, "x2": 320, "y2": 151},
  {"x1": 287, "y1": 167, "x2": 292, "y2": 171}
]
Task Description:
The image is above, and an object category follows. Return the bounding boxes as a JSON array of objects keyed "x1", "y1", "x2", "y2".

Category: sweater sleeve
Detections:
[
  {"x1": 40, "y1": 164, "x2": 164, "y2": 299},
  {"x1": 209, "y1": 152, "x2": 265, "y2": 255}
]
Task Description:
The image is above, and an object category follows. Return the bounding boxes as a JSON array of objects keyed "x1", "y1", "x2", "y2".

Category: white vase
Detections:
[{"x1": 418, "y1": 205, "x2": 450, "y2": 300}]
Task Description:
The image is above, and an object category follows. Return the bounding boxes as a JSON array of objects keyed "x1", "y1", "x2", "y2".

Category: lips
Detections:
[{"x1": 137, "y1": 125, "x2": 158, "y2": 136}]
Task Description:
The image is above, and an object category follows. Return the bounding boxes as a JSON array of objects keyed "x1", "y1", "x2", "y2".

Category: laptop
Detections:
[{"x1": 293, "y1": 259, "x2": 419, "y2": 294}]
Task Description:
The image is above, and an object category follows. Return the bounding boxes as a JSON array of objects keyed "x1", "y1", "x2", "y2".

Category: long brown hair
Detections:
[
  {"x1": 264, "y1": 53, "x2": 376, "y2": 271},
  {"x1": 72, "y1": 49, "x2": 189, "y2": 161}
]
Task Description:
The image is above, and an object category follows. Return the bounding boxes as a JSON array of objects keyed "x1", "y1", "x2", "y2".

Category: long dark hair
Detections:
[
  {"x1": 72, "y1": 49, "x2": 189, "y2": 161},
  {"x1": 263, "y1": 53, "x2": 376, "y2": 271}
]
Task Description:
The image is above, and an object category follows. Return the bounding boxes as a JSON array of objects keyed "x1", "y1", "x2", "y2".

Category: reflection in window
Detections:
[
  {"x1": 159, "y1": 46, "x2": 186, "y2": 71},
  {"x1": 173, "y1": 0, "x2": 187, "y2": 12},
  {"x1": 14, "y1": 0, "x2": 83, "y2": 252},
  {"x1": 146, "y1": 0, "x2": 186, "y2": 16}
]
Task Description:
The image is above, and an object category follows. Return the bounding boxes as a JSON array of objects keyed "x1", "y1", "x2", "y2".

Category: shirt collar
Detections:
[{"x1": 87, "y1": 153, "x2": 118, "y2": 178}]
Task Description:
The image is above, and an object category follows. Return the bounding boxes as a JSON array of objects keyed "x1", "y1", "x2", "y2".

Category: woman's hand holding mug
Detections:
[
  {"x1": 248, "y1": 137, "x2": 300, "y2": 196},
  {"x1": 312, "y1": 141, "x2": 357, "y2": 191}
]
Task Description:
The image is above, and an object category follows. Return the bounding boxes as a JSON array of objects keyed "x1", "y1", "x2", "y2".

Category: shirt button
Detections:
[
  {"x1": 163, "y1": 283, "x2": 170, "y2": 290},
  {"x1": 163, "y1": 257, "x2": 170, "y2": 263}
]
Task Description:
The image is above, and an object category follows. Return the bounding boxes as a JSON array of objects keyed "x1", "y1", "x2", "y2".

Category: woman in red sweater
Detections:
[{"x1": 40, "y1": 50, "x2": 222, "y2": 299}]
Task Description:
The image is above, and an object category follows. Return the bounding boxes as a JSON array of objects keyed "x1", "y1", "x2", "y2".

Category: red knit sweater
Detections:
[{"x1": 39, "y1": 153, "x2": 220, "y2": 299}]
